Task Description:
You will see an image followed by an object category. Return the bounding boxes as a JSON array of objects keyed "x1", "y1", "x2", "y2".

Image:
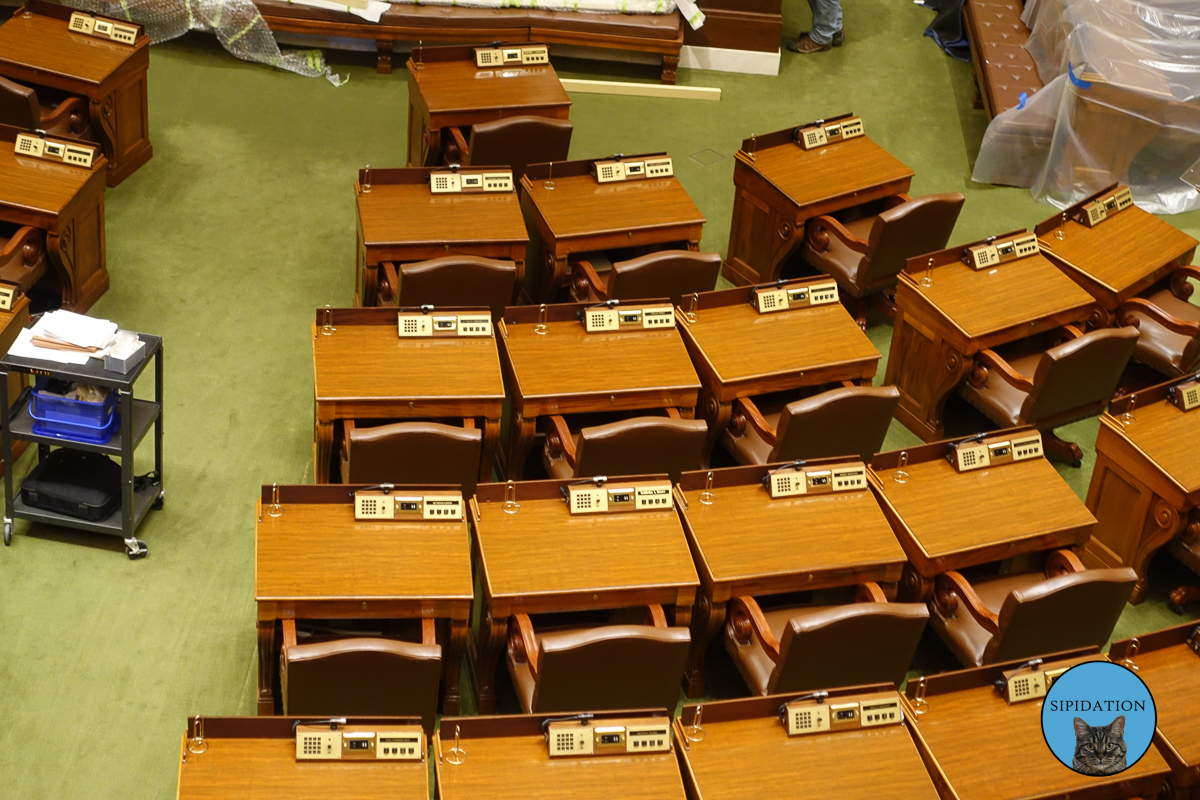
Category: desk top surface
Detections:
[
  {"x1": 909, "y1": 681, "x2": 1170, "y2": 800},
  {"x1": 435, "y1": 727, "x2": 685, "y2": 800},
  {"x1": 1039, "y1": 207, "x2": 1197, "y2": 296},
  {"x1": 678, "y1": 302, "x2": 879, "y2": 388},
  {"x1": 177, "y1": 735, "x2": 429, "y2": 800},
  {"x1": 500, "y1": 319, "x2": 699, "y2": 406},
  {"x1": 356, "y1": 182, "x2": 528, "y2": 249},
  {"x1": 745, "y1": 136, "x2": 914, "y2": 209},
  {"x1": 410, "y1": 59, "x2": 569, "y2": 116},
  {"x1": 678, "y1": 714, "x2": 938, "y2": 800},
  {"x1": 870, "y1": 457, "x2": 1096, "y2": 571},
  {"x1": 900, "y1": 254, "x2": 1095, "y2": 340},
  {"x1": 473, "y1": 496, "x2": 698, "y2": 602},
  {"x1": 0, "y1": 12, "x2": 142, "y2": 84},
  {"x1": 255, "y1": 501, "x2": 473, "y2": 603},
  {"x1": 0, "y1": 146, "x2": 103, "y2": 217},
  {"x1": 522, "y1": 174, "x2": 705, "y2": 241},
  {"x1": 1118, "y1": 633, "x2": 1200, "y2": 769},
  {"x1": 312, "y1": 323, "x2": 505, "y2": 406},
  {"x1": 1102, "y1": 400, "x2": 1200, "y2": 497},
  {"x1": 679, "y1": 483, "x2": 905, "y2": 588}
]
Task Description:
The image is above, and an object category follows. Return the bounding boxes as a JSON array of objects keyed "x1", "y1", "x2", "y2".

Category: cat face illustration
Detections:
[{"x1": 1071, "y1": 716, "x2": 1127, "y2": 776}]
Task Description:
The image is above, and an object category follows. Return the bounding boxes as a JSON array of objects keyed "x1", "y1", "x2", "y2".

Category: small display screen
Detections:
[
  {"x1": 611, "y1": 493, "x2": 631, "y2": 503},
  {"x1": 599, "y1": 734, "x2": 621, "y2": 745},
  {"x1": 810, "y1": 477, "x2": 828, "y2": 486},
  {"x1": 835, "y1": 709, "x2": 857, "y2": 720},
  {"x1": 348, "y1": 740, "x2": 370, "y2": 750},
  {"x1": 399, "y1": 502, "x2": 419, "y2": 511}
]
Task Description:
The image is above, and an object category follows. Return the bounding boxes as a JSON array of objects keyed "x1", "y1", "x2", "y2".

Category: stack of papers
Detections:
[{"x1": 8, "y1": 311, "x2": 121, "y2": 366}]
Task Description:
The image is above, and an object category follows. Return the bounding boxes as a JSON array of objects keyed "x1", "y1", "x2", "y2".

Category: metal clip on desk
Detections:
[{"x1": 0, "y1": 333, "x2": 164, "y2": 558}]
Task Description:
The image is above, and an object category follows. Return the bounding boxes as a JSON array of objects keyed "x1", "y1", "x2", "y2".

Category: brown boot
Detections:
[{"x1": 787, "y1": 33, "x2": 831, "y2": 53}]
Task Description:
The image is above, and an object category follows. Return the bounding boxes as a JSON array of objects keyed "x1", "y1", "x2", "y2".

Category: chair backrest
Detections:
[
  {"x1": 607, "y1": 250, "x2": 722, "y2": 306},
  {"x1": 860, "y1": 194, "x2": 965, "y2": 287},
  {"x1": 283, "y1": 638, "x2": 442, "y2": 730},
  {"x1": 1021, "y1": 327, "x2": 1140, "y2": 424},
  {"x1": 399, "y1": 256, "x2": 518, "y2": 320},
  {"x1": 0, "y1": 77, "x2": 40, "y2": 131},
  {"x1": 771, "y1": 603, "x2": 929, "y2": 693},
  {"x1": 468, "y1": 115, "x2": 573, "y2": 180},
  {"x1": 532, "y1": 625, "x2": 690, "y2": 713},
  {"x1": 986, "y1": 568, "x2": 1138, "y2": 664},
  {"x1": 774, "y1": 386, "x2": 900, "y2": 462},
  {"x1": 348, "y1": 421, "x2": 482, "y2": 493},
  {"x1": 574, "y1": 417, "x2": 707, "y2": 481}
]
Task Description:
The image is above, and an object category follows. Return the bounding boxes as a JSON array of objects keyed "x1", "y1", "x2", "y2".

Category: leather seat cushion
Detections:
[
  {"x1": 528, "y1": 9, "x2": 681, "y2": 39},
  {"x1": 1130, "y1": 289, "x2": 1200, "y2": 375},
  {"x1": 934, "y1": 572, "x2": 1045, "y2": 667},
  {"x1": 803, "y1": 217, "x2": 875, "y2": 296},
  {"x1": 726, "y1": 605, "x2": 836, "y2": 696},
  {"x1": 959, "y1": 351, "x2": 1041, "y2": 427}
]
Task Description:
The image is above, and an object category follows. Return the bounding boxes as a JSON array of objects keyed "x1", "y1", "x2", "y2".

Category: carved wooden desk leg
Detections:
[
  {"x1": 542, "y1": 253, "x2": 571, "y2": 303},
  {"x1": 684, "y1": 594, "x2": 727, "y2": 698},
  {"x1": 480, "y1": 417, "x2": 501, "y2": 483},
  {"x1": 314, "y1": 419, "x2": 334, "y2": 484},
  {"x1": 375, "y1": 40, "x2": 394, "y2": 74},
  {"x1": 257, "y1": 620, "x2": 277, "y2": 715},
  {"x1": 885, "y1": 312, "x2": 970, "y2": 442},
  {"x1": 443, "y1": 617, "x2": 469, "y2": 716},
  {"x1": 699, "y1": 389, "x2": 732, "y2": 468},
  {"x1": 505, "y1": 413, "x2": 537, "y2": 480},
  {"x1": 471, "y1": 609, "x2": 508, "y2": 714},
  {"x1": 661, "y1": 53, "x2": 679, "y2": 85},
  {"x1": 898, "y1": 563, "x2": 935, "y2": 603}
]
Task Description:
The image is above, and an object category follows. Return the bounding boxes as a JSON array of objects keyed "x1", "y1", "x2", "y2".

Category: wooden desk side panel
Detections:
[{"x1": 56, "y1": 170, "x2": 109, "y2": 311}]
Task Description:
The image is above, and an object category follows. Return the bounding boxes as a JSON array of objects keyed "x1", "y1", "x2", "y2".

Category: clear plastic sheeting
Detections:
[
  {"x1": 972, "y1": 0, "x2": 1200, "y2": 214},
  {"x1": 61, "y1": 0, "x2": 341, "y2": 81}
]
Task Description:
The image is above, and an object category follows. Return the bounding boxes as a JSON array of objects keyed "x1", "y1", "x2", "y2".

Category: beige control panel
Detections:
[
  {"x1": 949, "y1": 432, "x2": 1043, "y2": 473},
  {"x1": 474, "y1": 44, "x2": 549, "y2": 67},
  {"x1": 398, "y1": 312, "x2": 492, "y2": 338},
  {"x1": 767, "y1": 461, "x2": 867, "y2": 498},
  {"x1": 68, "y1": 11, "x2": 138, "y2": 44},
  {"x1": 430, "y1": 170, "x2": 514, "y2": 194},
  {"x1": 1079, "y1": 186, "x2": 1134, "y2": 227},
  {"x1": 965, "y1": 232, "x2": 1039, "y2": 270},
  {"x1": 14, "y1": 133, "x2": 97, "y2": 169},
  {"x1": 547, "y1": 717, "x2": 672, "y2": 757},
  {"x1": 296, "y1": 724, "x2": 425, "y2": 761},
  {"x1": 355, "y1": 490, "x2": 464, "y2": 521},
  {"x1": 1000, "y1": 655, "x2": 1105, "y2": 704},
  {"x1": 782, "y1": 691, "x2": 903, "y2": 736},
  {"x1": 752, "y1": 280, "x2": 838, "y2": 315},
  {"x1": 592, "y1": 156, "x2": 674, "y2": 184},
  {"x1": 795, "y1": 115, "x2": 864, "y2": 150},
  {"x1": 568, "y1": 480, "x2": 673, "y2": 515},
  {"x1": 583, "y1": 304, "x2": 675, "y2": 333},
  {"x1": 1171, "y1": 378, "x2": 1200, "y2": 412}
]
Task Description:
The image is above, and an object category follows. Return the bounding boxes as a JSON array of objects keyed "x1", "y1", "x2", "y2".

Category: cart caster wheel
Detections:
[
  {"x1": 152, "y1": 492, "x2": 164, "y2": 511},
  {"x1": 3, "y1": 521, "x2": 11, "y2": 546},
  {"x1": 125, "y1": 539, "x2": 148, "y2": 560}
]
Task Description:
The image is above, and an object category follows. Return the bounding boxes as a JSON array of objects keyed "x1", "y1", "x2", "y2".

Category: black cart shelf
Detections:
[{"x1": 1, "y1": 334, "x2": 163, "y2": 558}]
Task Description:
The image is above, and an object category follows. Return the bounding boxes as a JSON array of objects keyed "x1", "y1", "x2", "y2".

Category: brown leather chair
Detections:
[
  {"x1": 959, "y1": 326, "x2": 1139, "y2": 466},
  {"x1": 506, "y1": 606, "x2": 690, "y2": 713},
  {"x1": 802, "y1": 193, "x2": 965, "y2": 327},
  {"x1": 570, "y1": 250, "x2": 722, "y2": 306},
  {"x1": 279, "y1": 619, "x2": 442, "y2": 730},
  {"x1": 543, "y1": 413, "x2": 707, "y2": 482},
  {"x1": 1117, "y1": 267, "x2": 1200, "y2": 377},
  {"x1": 340, "y1": 420, "x2": 483, "y2": 492},
  {"x1": 377, "y1": 256, "x2": 519, "y2": 320},
  {"x1": 444, "y1": 115, "x2": 573, "y2": 180},
  {"x1": 0, "y1": 77, "x2": 91, "y2": 139},
  {"x1": 930, "y1": 552, "x2": 1137, "y2": 667},
  {"x1": 724, "y1": 385, "x2": 900, "y2": 465},
  {"x1": 0, "y1": 225, "x2": 47, "y2": 294},
  {"x1": 724, "y1": 584, "x2": 929, "y2": 695}
]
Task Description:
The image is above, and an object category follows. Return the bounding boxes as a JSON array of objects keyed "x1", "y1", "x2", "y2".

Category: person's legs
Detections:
[{"x1": 806, "y1": 0, "x2": 843, "y2": 46}]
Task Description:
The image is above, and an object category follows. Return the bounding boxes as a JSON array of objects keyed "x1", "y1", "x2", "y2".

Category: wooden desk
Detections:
[
  {"x1": 676, "y1": 687, "x2": 940, "y2": 800},
  {"x1": 724, "y1": 125, "x2": 914, "y2": 287},
  {"x1": 311, "y1": 306, "x2": 505, "y2": 484},
  {"x1": 498, "y1": 302, "x2": 700, "y2": 478},
  {"x1": 177, "y1": 716, "x2": 429, "y2": 800},
  {"x1": 0, "y1": 295, "x2": 31, "y2": 475},
  {"x1": 1112, "y1": 623, "x2": 1200, "y2": 800},
  {"x1": 406, "y1": 45, "x2": 570, "y2": 168},
  {"x1": 869, "y1": 435, "x2": 1097, "y2": 601},
  {"x1": 521, "y1": 158, "x2": 705, "y2": 301},
  {"x1": 1083, "y1": 378, "x2": 1200, "y2": 604},
  {"x1": 675, "y1": 463, "x2": 907, "y2": 696},
  {"x1": 0, "y1": 125, "x2": 108, "y2": 312},
  {"x1": 676, "y1": 279, "x2": 881, "y2": 464},
  {"x1": 0, "y1": 1, "x2": 151, "y2": 187},
  {"x1": 353, "y1": 168, "x2": 529, "y2": 308},
  {"x1": 436, "y1": 712, "x2": 686, "y2": 800},
  {"x1": 885, "y1": 235, "x2": 1097, "y2": 442},
  {"x1": 255, "y1": 485, "x2": 474, "y2": 716},
  {"x1": 902, "y1": 649, "x2": 1171, "y2": 800},
  {"x1": 1035, "y1": 189, "x2": 1197, "y2": 317},
  {"x1": 469, "y1": 478, "x2": 699, "y2": 713}
]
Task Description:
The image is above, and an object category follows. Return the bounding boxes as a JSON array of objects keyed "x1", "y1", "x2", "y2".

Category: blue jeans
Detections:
[{"x1": 806, "y1": 0, "x2": 843, "y2": 45}]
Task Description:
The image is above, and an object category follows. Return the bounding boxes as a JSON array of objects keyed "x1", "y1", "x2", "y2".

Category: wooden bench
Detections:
[{"x1": 964, "y1": 0, "x2": 1043, "y2": 117}]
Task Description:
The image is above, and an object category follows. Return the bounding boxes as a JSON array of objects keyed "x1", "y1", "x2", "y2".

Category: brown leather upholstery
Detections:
[
  {"x1": 0, "y1": 225, "x2": 48, "y2": 293},
  {"x1": 343, "y1": 421, "x2": 482, "y2": 493},
  {"x1": 1121, "y1": 288, "x2": 1200, "y2": 377},
  {"x1": 389, "y1": 256, "x2": 518, "y2": 320},
  {"x1": 507, "y1": 621, "x2": 690, "y2": 713},
  {"x1": 282, "y1": 637, "x2": 443, "y2": 729},
  {"x1": 931, "y1": 568, "x2": 1138, "y2": 667},
  {"x1": 960, "y1": 327, "x2": 1139, "y2": 429},
  {"x1": 964, "y1": 0, "x2": 1044, "y2": 118},
  {"x1": 544, "y1": 416, "x2": 707, "y2": 481},
  {"x1": 724, "y1": 386, "x2": 900, "y2": 465},
  {"x1": 574, "y1": 250, "x2": 722, "y2": 305},
  {"x1": 802, "y1": 194, "x2": 965, "y2": 298},
  {"x1": 464, "y1": 116, "x2": 573, "y2": 180},
  {"x1": 725, "y1": 602, "x2": 929, "y2": 695},
  {"x1": 0, "y1": 77, "x2": 91, "y2": 139}
]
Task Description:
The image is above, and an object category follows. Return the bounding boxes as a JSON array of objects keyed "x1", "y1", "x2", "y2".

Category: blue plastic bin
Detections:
[{"x1": 28, "y1": 377, "x2": 120, "y2": 445}]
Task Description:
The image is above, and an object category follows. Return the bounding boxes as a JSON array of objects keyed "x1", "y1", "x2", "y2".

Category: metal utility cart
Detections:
[{"x1": 0, "y1": 334, "x2": 163, "y2": 558}]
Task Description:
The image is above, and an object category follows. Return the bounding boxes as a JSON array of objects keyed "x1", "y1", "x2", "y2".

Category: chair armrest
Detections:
[
  {"x1": 544, "y1": 415, "x2": 577, "y2": 469},
  {"x1": 571, "y1": 259, "x2": 608, "y2": 302},
  {"x1": 40, "y1": 96, "x2": 89, "y2": 136},
  {"x1": 378, "y1": 262, "x2": 399, "y2": 306},
  {"x1": 1119, "y1": 297, "x2": 1200, "y2": 337},
  {"x1": 422, "y1": 618, "x2": 437, "y2": 645},
  {"x1": 462, "y1": 417, "x2": 475, "y2": 430},
  {"x1": 855, "y1": 582, "x2": 887, "y2": 603},
  {"x1": 806, "y1": 215, "x2": 870, "y2": 255},
  {"x1": 644, "y1": 604, "x2": 668, "y2": 628},
  {"x1": 968, "y1": 349, "x2": 1036, "y2": 393},
  {"x1": 444, "y1": 126, "x2": 469, "y2": 165},
  {"x1": 1045, "y1": 549, "x2": 1085, "y2": 577},
  {"x1": 933, "y1": 571, "x2": 999, "y2": 634},
  {"x1": 882, "y1": 193, "x2": 913, "y2": 209},
  {"x1": 1060, "y1": 324, "x2": 1085, "y2": 341},
  {"x1": 664, "y1": 407, "x2": 681, "y2": 419},
  {"x1": 729, "y1": 596, "x2": 780, "y2": 663},
  {"x1": 509, "y1": 613, "x2": 538, "y2": 680},
  {"x1": 340, "y1": 419, "x2": 356, "y2": 468},
  {"x1": 730, "y1": 397, "x2": 776, "y2": 445},
  {"x1": 1171, "y1": 265, "x2": 1200, "y2": 298}
]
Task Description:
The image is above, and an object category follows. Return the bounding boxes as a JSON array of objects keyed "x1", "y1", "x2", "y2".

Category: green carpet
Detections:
[{"x1": 1, "y1": 1, "x2": 1199, "y2": 796}]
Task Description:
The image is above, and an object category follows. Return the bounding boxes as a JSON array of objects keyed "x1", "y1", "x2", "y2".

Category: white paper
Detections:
[
  {"x1": 38, "y1": 310, "x2": 118, "y2": 350},
  {"x1": 8, "y1": 327, "x2": 93, "y2": 366},
  {"x1": 285, "y1": 0, "x2": 390, "y2": 23}
]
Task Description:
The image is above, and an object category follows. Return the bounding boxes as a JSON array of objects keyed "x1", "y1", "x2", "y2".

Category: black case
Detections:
[{"x1": 21, "y1": 449, "x2": 121, "y2": 522}]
